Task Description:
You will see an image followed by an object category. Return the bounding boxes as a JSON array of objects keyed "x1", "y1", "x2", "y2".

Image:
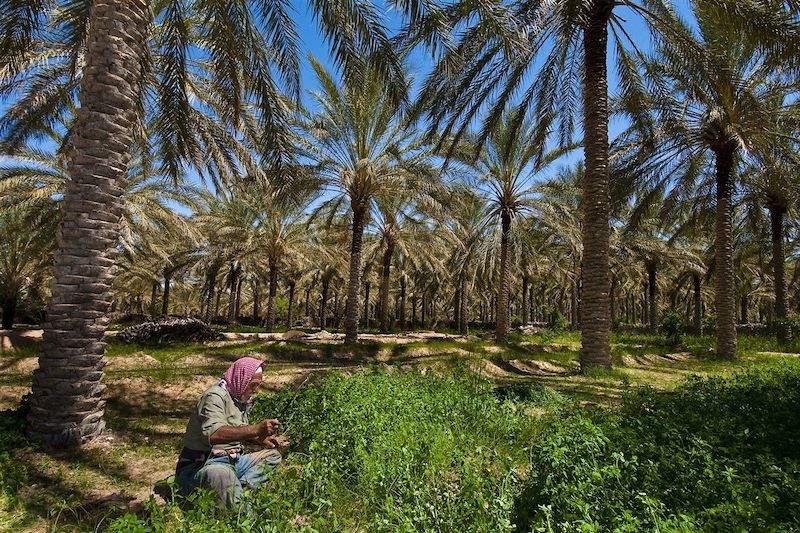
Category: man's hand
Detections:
[
  {"x1": 263, "y1": 435, "x2": 290, "y2": 450},
  {"x1": 255, "y1": 418, "x2": 280, "y2": 438}
]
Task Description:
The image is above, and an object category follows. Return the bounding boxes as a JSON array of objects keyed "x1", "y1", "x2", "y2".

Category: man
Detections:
[{"x1": 173, "y1": 356, "x2": 287, "y2": 507}]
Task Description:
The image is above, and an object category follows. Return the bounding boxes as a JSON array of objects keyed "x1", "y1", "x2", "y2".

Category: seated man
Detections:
[{"x1": 174, "y1": 356, "x2": 286, "y2": 508}]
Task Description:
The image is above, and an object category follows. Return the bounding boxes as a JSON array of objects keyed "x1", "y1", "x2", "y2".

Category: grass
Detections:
[{"x1": 0, "y1": 329, "x2": 799, "y2": 531}]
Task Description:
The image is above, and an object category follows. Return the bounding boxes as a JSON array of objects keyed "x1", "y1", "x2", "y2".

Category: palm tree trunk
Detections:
[
  {"x1": 320, "y1": 279, "x2": 329, "y2": 329},
  {"x1": 28, "y1": 0, "x2": 149, "y2": 447},
  {"x1": 363, "y1": 281, "x2": 371, "y2": 328},
  {"x1": 522, "y1": 276, "x2": 529, "y2": 325},
  {"x1": 458, "y1": 275, "x2": 468, "y2": 334},
  {"x1": 252, "y1": 279, "x2": 260, "y2": 323},
  {"x1": 579, "y1": 0, "x2": 614, "y2": 371},
  {"x1": 234, "y1": 272, "x2": 242, "y2": 320},
  {"x1": 2, "y1": 293, "x2": 17, "y2": 330},
  {"x1": 162, "y1": 270, "x2": 171, "y2": 316},
  {"x1": 740, "y1": 294, "x2": 748, "y2": 324},
  {"x1": 771, "y1": 205, "x2": 791, "y2": 344},
  {"x1": 266, "y1": 258, "x2": 278, "y2": 332},
  {"x1": 399, "y1": 276, "x2": 407, "y2": 330},
  {"x1": 305, "y1": 287, "x2": 310, "y2": 318},
  {"x1": 421, "y1": 291, "x2": 427, "y2": 328},
  {"x1": 610, "y1": 276, "x2": 617, "y2": 324},
  {"x1": 215, "y1": 285, "x2": 222, "y2": 318},
  {"x1": 648, "y1": 263, "x2": 657, "y2": 332},
  {"x1": 693, "y1": 272, "x2": 702, "y2": 334},
  {"x1": 150, "y1": 281, "x2": 159, "y2": 316},
  {"x1": 334, "y1": 292, "x2": 340, "y2": 327},
  {"x1": 379, "y1": 241, "x2": 394, "y2": 333},
  {"x1": 571, "y1": 281, "x2": 579, "y2": 329},
  {"x1": 287, "y1": 281, "x2": 295, "y2": 330},
  {"x1": 344, "y1": 206, "x2": 366, "y2": 343},
  {"x1": 227, "y1": 262, "x2": 239, "y2": 323},
  {"x1": 712, "y1": 144, "x2": 737, "y2": 360},
  {"x1": 496, "y1": 211, "x2": 511, "y2": 341},
  {"x1": 411, "y1": 294, "x2": 418, "y2": 329}
]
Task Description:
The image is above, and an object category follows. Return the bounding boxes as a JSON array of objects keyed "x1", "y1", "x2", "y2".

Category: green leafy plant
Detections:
[{"x1": 661, "y1": 309, "x2": 684, "y2": 346}]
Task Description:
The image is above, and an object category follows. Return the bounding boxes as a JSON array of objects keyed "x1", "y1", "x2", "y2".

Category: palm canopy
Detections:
[
  {"x1": 0, "y1": 0, "x2": 415, "y2": 183},
  {"x1": 612, "y1": 2, "x2": 800, "y2": 358},
  {"x1": 407, "y1": 0, "x2": 798, "y2": 153},
  {"x1": 0, "y1": 145, "x2": 202, "y2": 251},
  {"x1": 299, "y1": 57, "x2": 438, "y2": 214}
]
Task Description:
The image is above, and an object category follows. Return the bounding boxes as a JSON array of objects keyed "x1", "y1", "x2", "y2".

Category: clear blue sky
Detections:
[{"x1": 1, "y1": 1, "x2": 696, "y2": 194}]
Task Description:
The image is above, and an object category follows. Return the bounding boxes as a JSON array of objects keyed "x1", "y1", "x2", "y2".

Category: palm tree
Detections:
[
  {"x1": 742, "y1": 153, "x2": 799, "y2": 344},
  {"x1": 616, "y1": 5, "x2": 800, "y2": 359},
  {"x1": 450, "y1": 116, "x2": 572, "y2": 341},
  {"x1": 2, "y1": 0, "x2": 417, "y2": 446},
  {"x1": 0, "y1": 146, "x2": 201, "y2": 325},
  {"x1": 408, "y1": 0, "x2": 796, "y2": 368},
  {"x1": 440, "y1": 186, "x2": 492, "y2": 334},
  {"x1": 300, "y1": 58, "x2": 438, "y2": 342}
]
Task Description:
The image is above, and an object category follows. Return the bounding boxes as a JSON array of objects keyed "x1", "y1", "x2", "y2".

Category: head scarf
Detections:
[{"x1": 219, "y1": 356, "x2": 264, "y2": 401}]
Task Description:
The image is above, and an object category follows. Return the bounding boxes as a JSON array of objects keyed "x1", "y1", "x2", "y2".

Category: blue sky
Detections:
[{"x1": 1, "y1": 1, "x2": 696, "y2": 201}]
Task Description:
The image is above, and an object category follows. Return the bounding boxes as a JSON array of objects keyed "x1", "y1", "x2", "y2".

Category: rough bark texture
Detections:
[
  {"x1": 647, "y1": 263, "x2": 657, "y2": 332},
  {"x1": 693, "y1": 273, "x2": 702, "y2": 334},
  {"x1": 496, "y1": 212, "x2": 511, "y2": 341},
  {"x1": 287, "y1": 281, "x2": 295, "y2": 330},
  {"x1": 521, "y1": 276, "x2": 529, "y2": 325},
  {"x1": 771, "y1": 206, "x2": 792, "y2": 344},
  {"x1": 579, "y1": 0, "x2": 613, "y2": 371},
  {"x1": 266, "y1": 259, "x2": 278, "y2": 332},
  {"x1": 2, "y1": 294, "x2": 17, "y2": 330},
  {"x1": 161, "y1": 271, "x2": 171, "y2": 316},
  {"x1": 344, "y1": 207, "x2": 366, "y2": 343},
  {"x1": 28, "y1": 0, "x2": 149, "y2": 447},
  {"x1": 379, "y1": 241, "x2": 394, "y2": 333},
  {"x1": 713, "y1": 145, "x2": 737, "y2": 360}
]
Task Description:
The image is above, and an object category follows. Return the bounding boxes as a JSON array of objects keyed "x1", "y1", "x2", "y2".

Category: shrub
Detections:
[
  {"x1": 513, "y1": 363, "x2": 800, "y2": 531},
  {"x1": 661, "y1": 309, "x2": 683, "y2": 346},
  {"x1": 547, "y1": 310, "x2": 567, "y2": 332}
]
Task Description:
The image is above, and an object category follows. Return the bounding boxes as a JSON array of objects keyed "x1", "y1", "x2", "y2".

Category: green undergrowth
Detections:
[
  {"x1": 106, "y1": 363, "x2": 800, "y2": 532},
  {"x1": 515, "y1": 362, "x2": 800, "y2": 531},
  {"x1": 108, "y1": 370, "x2": 561, "y2": 532}
]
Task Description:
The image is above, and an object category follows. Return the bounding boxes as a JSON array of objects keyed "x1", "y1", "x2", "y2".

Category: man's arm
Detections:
[{"x1": 209, "y1": 419, "x2": 280, "y2": 445}]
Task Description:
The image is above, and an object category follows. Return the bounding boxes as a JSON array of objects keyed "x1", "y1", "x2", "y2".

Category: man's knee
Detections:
[{"x1": 200, "y1": 463, "x2": 239, "y2": 508}]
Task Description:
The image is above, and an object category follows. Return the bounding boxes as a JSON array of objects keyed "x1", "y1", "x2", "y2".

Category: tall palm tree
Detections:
[
  {"x1": 440, "y1": 186, "x2": 492, "y2": 334},
  {"x1": 616, "y1": 5, "x2": 800, "y2": 359},
  {"x1": 2, "y1": 0, "x2": 415, "y2": 447},
  {"x1": 300, "y1": 58, "x2": 438, "y2": 343},
  {"x1": 408, "y1": 0, "x2": 796, "y2": 369},
  {"x1": 450, "y1": 116, "x2": 572, "y2": 341},
  {"x1": 741, "y1": 153, "x2": 800, "y2": 344}
]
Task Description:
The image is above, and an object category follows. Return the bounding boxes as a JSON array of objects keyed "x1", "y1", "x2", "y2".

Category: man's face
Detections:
[{"x1": 241, "y1": 371, "x2": 263, "y2": 401}]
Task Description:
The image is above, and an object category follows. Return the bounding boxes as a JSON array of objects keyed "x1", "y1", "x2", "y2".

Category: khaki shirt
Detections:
[{"x1": 182, "y1": 384, "x2": 248, "y2": 452}]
